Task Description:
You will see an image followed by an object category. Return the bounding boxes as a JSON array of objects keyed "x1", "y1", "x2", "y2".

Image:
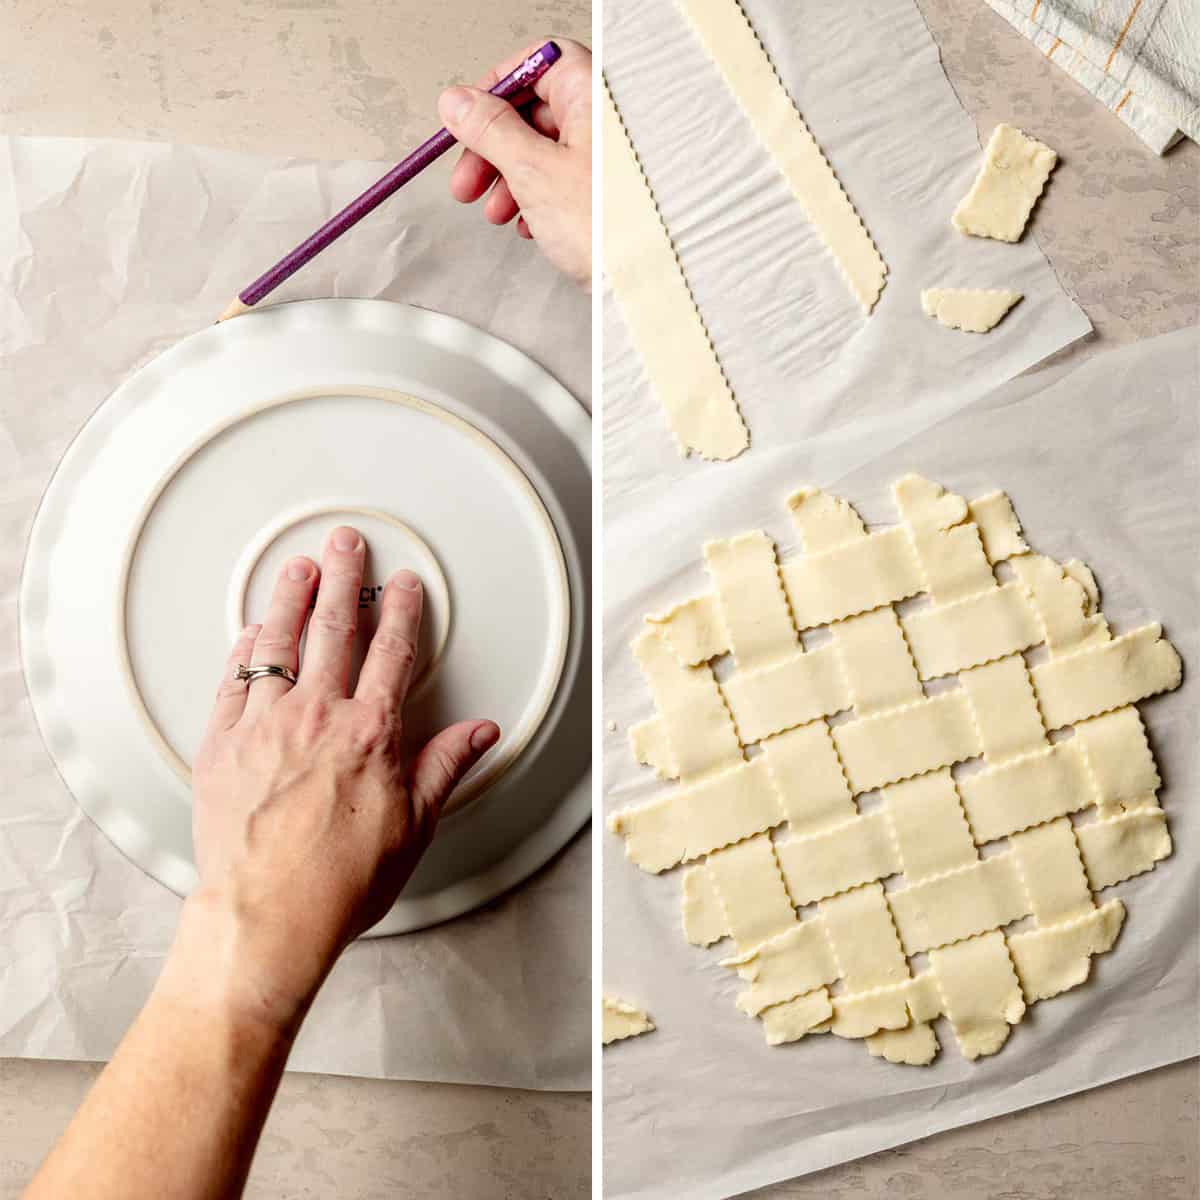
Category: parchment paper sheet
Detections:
[
  {"x1": 0, "y1": 133, "x2": 590, "y2": 1090},
  {"x1": 603, "y1": 0, "x2": 1092, "y2": 509},
  {"x1": 602, "y1": 0, "x2": 1192, "y2": 1191},
  {"x1": 602, "y1": 331, "x2": 1199, "y2": 1199}
]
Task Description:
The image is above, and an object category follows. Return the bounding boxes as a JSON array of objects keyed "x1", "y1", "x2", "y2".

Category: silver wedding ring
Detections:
[{"x1": 233, "y1": 663, "x2": 298, "y2": 687}]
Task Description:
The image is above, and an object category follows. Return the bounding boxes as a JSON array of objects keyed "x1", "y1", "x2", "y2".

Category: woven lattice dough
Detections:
[{"x1": 610, "y1": 476, "x2": 1182, "y2": 1064}]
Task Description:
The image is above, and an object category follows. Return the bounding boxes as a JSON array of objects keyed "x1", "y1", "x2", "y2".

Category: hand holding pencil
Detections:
[
  {"x1": 220, "y1": 37, "x2": 592, "y2": 321},
  {"x1": 440, "y1": 39, "x2": 593, "y2": 290}
]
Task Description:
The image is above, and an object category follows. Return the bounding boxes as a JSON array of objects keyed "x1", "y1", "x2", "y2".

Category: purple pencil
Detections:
[{"x1": 217, "y1": 40, "x2": 562, "y2": 322}]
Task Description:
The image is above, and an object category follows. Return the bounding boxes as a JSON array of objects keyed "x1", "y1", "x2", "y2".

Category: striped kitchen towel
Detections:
[{"x1": 985, "y1": 0, "x2": 1199, "y2": 152}]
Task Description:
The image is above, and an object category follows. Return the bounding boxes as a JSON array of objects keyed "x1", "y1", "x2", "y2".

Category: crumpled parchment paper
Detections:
[
  {"x1": 603, "y1": 0, "x2": 1092, "y2": 511},
  {"x1": 0, "y1": 132, "x2": 590, "y2": 1091},
  {"x1": 602, "y1": 328, "x2": 1199, "y2": 1200},
  {"x1": 601, "y1": 0, "x2": 1194, "y2": 1193}
]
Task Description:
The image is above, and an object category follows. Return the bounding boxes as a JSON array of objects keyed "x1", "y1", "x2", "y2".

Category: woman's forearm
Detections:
[
  {"x1": 25, "y1": 895, "x2": 303, "y2": 1200},
  {"x1": 26, "y1": 528, "x2": 497, "y2": 1198}
]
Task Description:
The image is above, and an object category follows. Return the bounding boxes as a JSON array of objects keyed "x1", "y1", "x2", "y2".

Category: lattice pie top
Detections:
[{"x1": 609, "y1": 476, "x2": 1182, "y2": 1065}]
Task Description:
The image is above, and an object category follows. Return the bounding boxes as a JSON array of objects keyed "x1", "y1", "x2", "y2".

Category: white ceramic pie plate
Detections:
[{"x1": 20, "y1": 299, "x2": 591, "y2": 936}]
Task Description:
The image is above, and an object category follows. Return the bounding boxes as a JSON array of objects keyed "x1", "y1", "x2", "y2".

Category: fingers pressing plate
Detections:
[
  {"x1": 208, "y1": 623, "x2": 262, "y2": 732},
  {"x1": 410, "y1": 719, "x2": 501, "y2": 824},
  {"x1": 244, "y1": 556, "x2": 319, "y2": 717},
  {"x1": 355, "y1": 570, "x2": 423, "y2": 713},
  {"x1": 300, "y1": 526, "x2": 365, "y2": 695}
]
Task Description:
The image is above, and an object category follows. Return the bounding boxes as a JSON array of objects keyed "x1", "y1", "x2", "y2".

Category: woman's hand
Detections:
[
  {"x1": 25, "y1": 529, "x2": 499, "y2": 1200},
  {"x1": 182, "y1": 526, "x2": 499, "y2": 1035},
  {"x1": 438, "y1": 39, "x2": 592, "y2": 289}
]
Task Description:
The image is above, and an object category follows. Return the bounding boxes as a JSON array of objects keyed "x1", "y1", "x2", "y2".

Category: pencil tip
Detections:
[{"x1": 216, "y1": 297, "x2": 252, "y2": 323}]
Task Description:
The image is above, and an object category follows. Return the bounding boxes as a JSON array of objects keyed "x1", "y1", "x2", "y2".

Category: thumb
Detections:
[
  {"x1": 410, "y1": 719, "x2": 500, "y2": 818},
  {"x1": 438, "y1": 86, "x2": 550, "y2": 177}
]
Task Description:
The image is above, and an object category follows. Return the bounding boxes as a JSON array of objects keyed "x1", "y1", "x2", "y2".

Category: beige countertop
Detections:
[{"x1": 1, "y1": 0, "x2": 1197, "y2": 1197}]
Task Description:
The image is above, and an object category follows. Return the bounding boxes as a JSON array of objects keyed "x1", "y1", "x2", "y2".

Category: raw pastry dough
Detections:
[
  {"x1": 952, "y1": 124, "x2": 1057, "y2": 242},
  {"x1": 678, "y1": 0, "x2": 887, "y2": 312},
  {"x1": 611, "y1": 476, "x2": 1182, "y2": 1065},
  {"x1": 922, "y1": 288, "x2": 1022, "y2": 332},
  {"x1": 602, "y1": 86, "x2": 749, "y2": 461},
  {"x1": 602, "y1": 996, "x2": 655, "y2": 1045}
]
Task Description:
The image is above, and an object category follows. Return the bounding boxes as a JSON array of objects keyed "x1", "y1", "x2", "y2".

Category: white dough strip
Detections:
[
  {"x1": 602, "y1": 85, "x2": 749, "y2": 461},
  {"x1": 677, "y1": 0, "x2": 887, "y2": 312},
  {"x1": 901, "y1": 583, "x2": 1042, "y2": 680},
  {"x1": 608, "y1": 757, "x2": 781, "y2": 873},
  {"x1": 1030, "y1": 623, "x2": 1182, "y2": 730}
]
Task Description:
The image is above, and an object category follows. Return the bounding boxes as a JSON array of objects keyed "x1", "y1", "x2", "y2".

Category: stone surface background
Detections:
[{"x1": 0, "y1": 0, "x2": 1196, "y2": 1196}]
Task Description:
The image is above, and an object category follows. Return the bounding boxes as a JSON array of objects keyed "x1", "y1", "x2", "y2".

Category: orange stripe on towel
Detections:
[{"x1": 1106, "y1": 0, "x2": 1144, "y2": 72}]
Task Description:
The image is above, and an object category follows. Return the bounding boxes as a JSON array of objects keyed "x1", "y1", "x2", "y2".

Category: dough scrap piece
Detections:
[
  {"x1": 617, "y1": 476, "x2": 1181, "y2": 1067},
  {"x1": 952, "y1": 123, "x2": 1057, "y2": 243},
  {"x1": 921, "y1": 288, "x2": 1022, "y2": 333},
  {"x1": 602, "y1": 996, "x2": 655, "y2": 1045},
  {"x1": 602, "y1": 86, "x2": 748, "y2": 460},
  {"x1": 678, "y1": 0, "x2": 886, "y2": 312}
]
